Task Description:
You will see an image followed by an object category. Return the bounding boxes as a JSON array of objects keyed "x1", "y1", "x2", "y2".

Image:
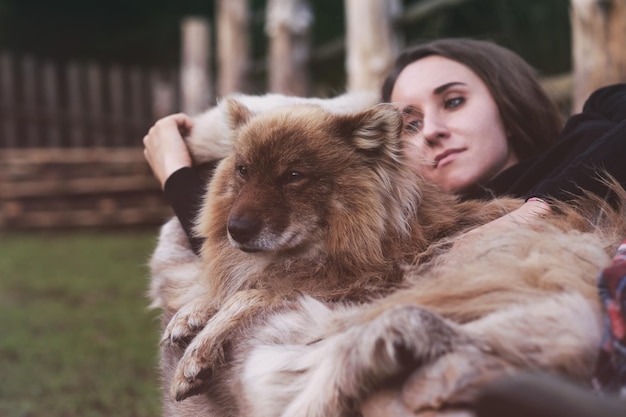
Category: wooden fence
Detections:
[
  {"x1": 0, "y1": 54, "x2": 180, "y2": 229},
  {"x1": 0, "y1": 147, "x2": 171, "y2": 229},
  {"x1": 0, "y1": 52, "x2": 179, "y2": 149}
]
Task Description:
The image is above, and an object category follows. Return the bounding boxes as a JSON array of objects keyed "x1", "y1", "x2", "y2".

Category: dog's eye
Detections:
[
  {"x1": 285, "y1": 171, "x2": 304, "y2": 184},
  {"x1": 237, "y1": 165, "x2": 248, "y2": 178}
]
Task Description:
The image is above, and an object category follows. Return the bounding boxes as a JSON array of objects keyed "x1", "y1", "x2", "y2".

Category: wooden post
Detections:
[
  {"x1": 129, "y1": 66, "x2": 144, "y2": 146},
  {"x1": 109, "y1": 64, "x2": 125, "y2": 147},
  {"x1": 67, "y1": 61, "x2": 85, "y2": 147},
  {"x1": 150, "y1": 68, "x2": 177, "y2": 120},
  {"x1": 570, "y1": 0, "x2": 626, "y2": 112},
  {"x1": 216, "y1": 0, "x2": 250, "y2": 97},
  {"x1": 266, "y1": 0, "x2": 312, "y2": 96},
  {"x1": 0, "y1": 52, "x2": 17, "y2": 148},
  {"x1": 22, "y1": 55, "x2": 39, "y2": 147},
  {"x1": 87, "y1": 62, "x2": 105, "y2": 147},
  {"x1": 42, "y1": 61, "x2": 62, "y2": 147},
  {"x1": 181, "y1": 17, "x2": 212, "y2": 115},
  {"x1": 344, "y1": 0, "x2": 403, "y2": 93}
]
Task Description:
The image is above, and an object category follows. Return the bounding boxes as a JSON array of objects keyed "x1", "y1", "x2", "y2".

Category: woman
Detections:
[
  {"x1": 381, "y1": 39, "x2": 626, "y2": 205},
  {"x1": 381, "y1": 38, "x2": 562, "y2": 196},
  {"x1": 143, "y1": 38, "x2": 626, "y2": 405}
]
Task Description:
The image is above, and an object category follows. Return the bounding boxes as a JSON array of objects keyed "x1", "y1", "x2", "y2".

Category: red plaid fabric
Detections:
[{"x1": 594, "y1": 240, "x2": 626, "y2": 394}]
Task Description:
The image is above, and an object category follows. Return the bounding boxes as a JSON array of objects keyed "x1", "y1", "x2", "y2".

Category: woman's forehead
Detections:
[{"x1": 391, "y1": 55, "x2": 483, "y2": 103}]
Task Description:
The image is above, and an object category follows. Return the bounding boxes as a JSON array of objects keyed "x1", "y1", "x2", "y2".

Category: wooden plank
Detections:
[
  {"x1": 129, "y1": 66, "x2": 145, "y2": 147},
  {"x1": 22, "y1": 55, "x2": 40, "y2": 147},
  {"x1": 42, "y1": 60, "x2": 62, "y2": 147},
  {"x1": 0, "y1": 147, "x2": 146, "y2": 164},
  {"x1": 0, "y1": 174, "x2": 161, "y2": 198},
  {"x1": 109, "y1": 64, "x2": 125, "y2": 146},
  {"x1": 129, "y1": 67, "x2": 144, "y2": 124},
  {"x1": 0, "y1": 148, "x2": 153, "y2": 184},
  {"x1": 0, "y1": 52, "x2": 17, "y2": 147},
  {"x1": 2, "y1": 206, "x2": 173, "y2": 228},
  {"x1": 67, "y1": 61, "x2": 85, "y2": 146},
  {"x1": 87, "y1": 62, "x2": 105, "y2": 147},
  {"x1": 150, "y1": 69, "x2": 176, "y2": 120}
]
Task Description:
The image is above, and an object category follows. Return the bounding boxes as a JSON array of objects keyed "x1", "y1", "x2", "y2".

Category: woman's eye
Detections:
[
  {"x1": 405, "y1": 120, "x2": 422, "y2": 134},
  {"x1": 444, "y1": 97, "x2": 464, "y2": 109},
  {"x1": 237, "y1": 165, "x2": 248, "y2": 178}
]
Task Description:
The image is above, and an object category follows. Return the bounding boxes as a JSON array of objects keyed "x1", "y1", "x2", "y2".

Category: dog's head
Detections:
[{"x1": 199, "y1": 100, "x2": 421, "y2": 261}]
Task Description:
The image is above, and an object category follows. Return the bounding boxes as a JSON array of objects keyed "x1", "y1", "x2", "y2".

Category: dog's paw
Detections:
[
  {"x1": 401, "y1": 348, "x2": 513, "y2": 413},
  {"x1": 161, "y1": 301, "x2": 214, "y2": 346},
  {"x1": 170, "y1": 328, "x2": 227, "y2": 401},
  {"x1": 171, "y1": 348, "x2": 215, "y2": 401}
]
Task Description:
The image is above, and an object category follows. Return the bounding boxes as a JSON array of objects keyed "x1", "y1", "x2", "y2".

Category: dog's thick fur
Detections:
[
  {"x1": 149, "y1": 91, "x2": 379, "y2": 311},
  {"x1": 149, "y1": 93, "x2": 626, "y2": 417}
]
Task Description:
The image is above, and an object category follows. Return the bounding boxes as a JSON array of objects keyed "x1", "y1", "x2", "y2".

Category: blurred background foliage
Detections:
[{"x1": 0, "y1": 0, "x2": 571, "y2": 79}]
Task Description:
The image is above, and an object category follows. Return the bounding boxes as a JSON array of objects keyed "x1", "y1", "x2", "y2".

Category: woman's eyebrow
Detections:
[
  {"x1": 434, "y1": 82, "x2": 466, "y2": 95},
  {"x1": 402, "y1": 105, "x2": 422, "y2": 117}
]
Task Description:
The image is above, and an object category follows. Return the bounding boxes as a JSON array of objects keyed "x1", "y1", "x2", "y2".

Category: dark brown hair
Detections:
[{"x1": 381, "y1": 38, "x2": 562, "y2": 160}]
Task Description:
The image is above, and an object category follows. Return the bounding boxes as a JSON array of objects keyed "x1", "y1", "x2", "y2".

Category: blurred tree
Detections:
[
  {"x1": 401, "y1": 0, "x2": 571, "y2": 76},
  {"x1": 0, "y1": 0, "x2": 571, "y2": 84},
  {"x1": 0, "y1": 0, "x2": 214, "y2": 66}
]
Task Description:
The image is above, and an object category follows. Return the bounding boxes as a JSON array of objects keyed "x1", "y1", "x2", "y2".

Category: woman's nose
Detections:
[{"x1": 421, "y1": 114, "x2": 448, "y2": 145}]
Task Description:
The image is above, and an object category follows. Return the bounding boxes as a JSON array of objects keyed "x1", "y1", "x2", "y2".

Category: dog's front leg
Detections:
[
  {"x1": 171, "y1": 288, "x2": 280, "y2": 401},
  {"x1": 280, "y1": 304, "x2": 472, "y2": 417},
  {"x1": 161, "y1": 293, "x2": 218, "y2": 346},
  {"x1": 462, "y1": 291, "x2": 602, "y2": 379},
  {"x1": 399, "y1": 292, "x2": 603, "y2": 414}
]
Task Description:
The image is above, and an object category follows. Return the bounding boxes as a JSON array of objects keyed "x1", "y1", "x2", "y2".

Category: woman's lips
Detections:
[{"x1": 434, "y1": 148, "x2": 465, "y2": 168}]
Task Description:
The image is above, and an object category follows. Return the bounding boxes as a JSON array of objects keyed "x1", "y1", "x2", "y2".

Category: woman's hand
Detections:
[
  {"x1": 143, "y1": 113, "x2": 195, "y2": 189},
  {"x1": 507, "y1": 197, "x2": 552, "y2": 222},
  {"x1": 456, "y1": 198, "x2": 551, "y2": 248}
]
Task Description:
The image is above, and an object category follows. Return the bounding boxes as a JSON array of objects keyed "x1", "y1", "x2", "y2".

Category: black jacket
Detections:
[{"x1": 469, "y1": 83, "x2": 626, "y2": 202}]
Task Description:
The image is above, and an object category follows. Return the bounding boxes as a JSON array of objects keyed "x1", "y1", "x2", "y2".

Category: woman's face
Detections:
[{"x1": 390, "y1": 55, "x2": 518, "y2": 193}]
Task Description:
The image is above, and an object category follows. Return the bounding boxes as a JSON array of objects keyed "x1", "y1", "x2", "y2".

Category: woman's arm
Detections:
[
  {"x1": 531, "y1": 84, "x2": 626, "y2": 202},
  {"x1": 144, "y1": 113, "x2": 206, "y2": 255},
  {"x1": 143, "y1": 113, "x2": 194, "y2": 189},
  {"x1": 486, "y1": 84, "x2": 626, "y2": 203}
]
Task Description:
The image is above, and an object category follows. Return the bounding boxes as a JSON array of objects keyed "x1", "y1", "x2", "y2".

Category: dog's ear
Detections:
[
  {"x1": 335, "y1": 104, "x2": 404, "y2": 154},
  {"x1": 225, "y1": 99, "x2": 254, "y2": 131}
]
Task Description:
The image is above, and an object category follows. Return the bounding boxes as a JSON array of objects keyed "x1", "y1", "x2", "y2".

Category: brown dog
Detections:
[{"x1": 149, "y1": 95, "x2": 625, "y2": 417}]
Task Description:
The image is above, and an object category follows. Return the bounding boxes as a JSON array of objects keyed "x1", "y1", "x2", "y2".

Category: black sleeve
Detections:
[
  {"x1": 582, "y1": 82, "x2": 626, "y2": 122},
  {"x1": 477, "y1": 84, "x2": 626, "y2": 202},
  {"x1": 163, "y1": 167, "x2": 207, "y2": 255},
  {"x1": 528, "y1": 84, "x2": 626, "y2": 202}
]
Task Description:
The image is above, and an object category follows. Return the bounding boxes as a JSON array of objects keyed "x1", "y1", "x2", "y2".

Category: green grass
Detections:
[{"x1": 0, "y1": 230, "x2": 163, "y2": 417}]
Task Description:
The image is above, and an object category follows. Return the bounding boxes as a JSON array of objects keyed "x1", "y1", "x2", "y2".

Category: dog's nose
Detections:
[{"x1": 228, "y1": 217, "x2": 262, "y2": 245}]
